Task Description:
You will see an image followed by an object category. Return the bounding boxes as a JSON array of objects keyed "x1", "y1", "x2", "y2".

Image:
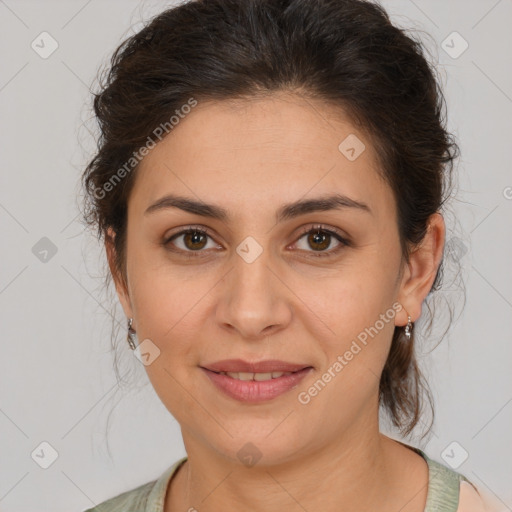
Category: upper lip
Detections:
[{"x1": 201, "y1": 359, "x2": 312, "y2": 373}]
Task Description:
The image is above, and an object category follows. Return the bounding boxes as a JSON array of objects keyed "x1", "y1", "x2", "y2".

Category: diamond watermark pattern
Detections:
[
  {"x1": 31, "y1": 441, "x2": 59, "y2": 469},
  {"x1": 441, "y1": 31, "x2": 469, "y2": 59},
  {"x1": 32, "y1": 237, "x2": 58, "y2": 263},
  {"x1": 441, "y1": 441, "x2": 469, "y2": 469},
  {"x1": 237, "y1": 442, "x2": 263, "y2": 467},
  {"x1": 338, "y1": 134, "x2": 366, "y2": 161},
  {"x1": 134, "y1": 338, "x2": 161, "y2": 366},
  {"x1": 445, "y1": 236, "x2": 468, "y2": 262},
  {"x1": 236, "y1": 236, "x2": 263, "y2": 263},
  {"x1": 31, "y1": 32, "x2": 59, "y2": 59}
]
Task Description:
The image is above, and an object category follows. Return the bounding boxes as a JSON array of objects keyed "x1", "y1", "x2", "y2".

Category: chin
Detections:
[{"x1": 209, "y1": 428, "x2": 307, "y2": 468}]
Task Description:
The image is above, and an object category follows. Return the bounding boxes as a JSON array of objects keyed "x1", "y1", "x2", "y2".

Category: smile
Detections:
[
  {"x1": 215, "y1": 371, "x2": 296, "y2": 380},
  {"x1": 201, "y1": 367, "x2": 313, "y2": 402}
]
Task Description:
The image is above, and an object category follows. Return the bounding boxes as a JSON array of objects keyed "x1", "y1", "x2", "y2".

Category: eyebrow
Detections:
[{"x1": 144, "y1": 193, "x2": 372, "y2": 222}]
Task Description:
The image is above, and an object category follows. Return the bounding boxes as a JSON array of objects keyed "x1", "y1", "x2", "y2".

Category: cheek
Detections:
[
  {"x1": 126, "y1": 254, "x2": 221, "y2": 384},
  {"x1": 293, "y1": 258, "x2": 398, "y2": 340},
  {"x1": 290, "y1": 260, "x2": 398, "y2": 391},
  {"x1": 126, "y1": 240, "x2": 199, "y2": 332},
  {"x1": 127, "y1": 266, "x2": 208, "y2": 421},
  {"x1": 295, "y1": 287, "x2": 397, "y2": 428}
]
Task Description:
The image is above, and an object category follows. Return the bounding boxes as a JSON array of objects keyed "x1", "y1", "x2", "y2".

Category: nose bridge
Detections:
[{"x1": 216, "y1": 239, "x2": 291, "y2": 338}]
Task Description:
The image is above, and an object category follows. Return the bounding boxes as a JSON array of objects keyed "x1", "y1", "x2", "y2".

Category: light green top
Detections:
[{"x1": 83, "y1": 446, "x2": 476, "y2": 512}]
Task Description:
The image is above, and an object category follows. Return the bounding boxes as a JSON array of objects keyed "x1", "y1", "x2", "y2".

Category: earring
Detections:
[
  {"x1": 404, "y1": 313, "x2": 413, "y2": 341},
  {"x1": 127, "y1": 318, "x2": 137, "y2": 350}
]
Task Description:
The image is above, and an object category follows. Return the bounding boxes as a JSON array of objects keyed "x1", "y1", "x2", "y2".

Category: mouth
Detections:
[
  {"x1": 204, "y1": 369, "x2": 311, "y2": 381},
  {"x1": 200, "y1": 365, "x2": 314, "y2": 403},
  {"x1": 200, "y1": 358, "x2": 313, "y2": 376}
]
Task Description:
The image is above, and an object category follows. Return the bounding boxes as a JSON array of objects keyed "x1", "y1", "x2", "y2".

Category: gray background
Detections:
[{"x1": 1, "y1": 0, "x2": 511, "y2": 510}]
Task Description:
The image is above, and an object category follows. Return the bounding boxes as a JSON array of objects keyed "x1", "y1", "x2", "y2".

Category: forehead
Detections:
[{"x1": 130, "y1": 93, "x2": 394, "y2": 223}]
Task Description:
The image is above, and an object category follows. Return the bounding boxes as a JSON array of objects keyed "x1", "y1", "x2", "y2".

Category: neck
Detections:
[{"x1": 165, "y1": 411, "x2": 426, "y2": 512}]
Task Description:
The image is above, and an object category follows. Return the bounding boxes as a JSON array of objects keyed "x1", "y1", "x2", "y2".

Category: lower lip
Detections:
[{"x1": 201, "y1": 367, "x2": 313, "y2": 403}]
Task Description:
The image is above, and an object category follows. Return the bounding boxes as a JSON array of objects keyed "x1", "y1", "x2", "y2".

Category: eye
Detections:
[
  {"x1": 163, "y1": 224, "x2": 351, "y2": 259},
  {"x1": 292, "y1": 224, "x2": 350, "y2": 258},
  {"x1": 163, "y1": 226, "x2": 220, "y2": 257}
]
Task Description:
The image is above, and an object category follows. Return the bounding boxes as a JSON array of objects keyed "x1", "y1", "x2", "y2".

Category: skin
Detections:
[{"x1": 106, "y1": 91, "x2": 445, "y2": 512}]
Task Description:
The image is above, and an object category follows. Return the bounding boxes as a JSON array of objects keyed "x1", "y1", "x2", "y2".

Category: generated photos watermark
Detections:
[{"x1": 92, "y1": 97, "x2": 198, "y2": 200}]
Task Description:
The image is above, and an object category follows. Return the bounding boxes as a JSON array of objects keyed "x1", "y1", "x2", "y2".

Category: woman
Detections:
[{"x1": 81, "y1": 0, "x2": 498, "y2": 510}]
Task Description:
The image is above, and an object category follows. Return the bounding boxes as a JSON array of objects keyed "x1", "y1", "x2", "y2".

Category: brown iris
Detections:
[
  {"x1": 183, "y1": 230, "x2": 208, "y2": 250},
  {"x1": 308, "y1": 230, "x2": 330, "y2": 251}
]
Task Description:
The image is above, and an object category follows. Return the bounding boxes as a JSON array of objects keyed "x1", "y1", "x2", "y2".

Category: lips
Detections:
[
  {"x1": 201, "y1": 359, "x2": 312, "y2": 374},
  {"x1": 201, "y1": 366, "x2": 313, "y2": 402}
]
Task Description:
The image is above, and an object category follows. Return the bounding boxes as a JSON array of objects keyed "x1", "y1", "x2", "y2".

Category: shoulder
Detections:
[
  {"x1": 419, "y1": 450, "x2": 502, "y2": 512},
  {"x1": 81, "y1": 456, "x2": 188, "y2": 512},
  {"x1": 457, "y1": 481, "x2": 488, "y2": 512},
  {"x1": 458, "y1": 480, "x2": 506, "y2": 512},
  {"x1": 81, "y1": 479, "x2": 154, "y2": 512}
]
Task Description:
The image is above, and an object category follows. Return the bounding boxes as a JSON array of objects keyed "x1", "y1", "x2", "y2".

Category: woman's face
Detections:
[{"x1": 110, "y1": 92, "x2": 434, "y2": 465}]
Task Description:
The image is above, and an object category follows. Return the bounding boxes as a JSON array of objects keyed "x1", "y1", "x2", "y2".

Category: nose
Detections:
[{"x1": 215, "y1": 249, "x2": 293, "y2": 341}]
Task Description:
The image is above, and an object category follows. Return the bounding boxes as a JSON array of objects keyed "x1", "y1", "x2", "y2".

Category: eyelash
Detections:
[{"x1": 163, "y1": 223, "x2": 351, "y2": 259}]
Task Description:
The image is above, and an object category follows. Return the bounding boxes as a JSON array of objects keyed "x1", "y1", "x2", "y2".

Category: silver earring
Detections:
[
  {"x1": 404, "y1": 314, "x2": 413, "y2": 341},
  {"x1": 127, "y1": 318, "x2": 137, "y2": 350}
]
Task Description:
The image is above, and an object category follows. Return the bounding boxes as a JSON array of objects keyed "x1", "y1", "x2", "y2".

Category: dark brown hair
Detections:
[{"x1": 81, "y1": 0, "x2": 461, "y2": 438}]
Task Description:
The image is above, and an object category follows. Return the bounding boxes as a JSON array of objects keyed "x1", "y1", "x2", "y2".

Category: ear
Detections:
[
  {"x1": 105, "y1": 227, "x2": 134, "y2": 320},
  {"x1": 395, "y1": 212, "x2": 445, "y2": 327}
]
